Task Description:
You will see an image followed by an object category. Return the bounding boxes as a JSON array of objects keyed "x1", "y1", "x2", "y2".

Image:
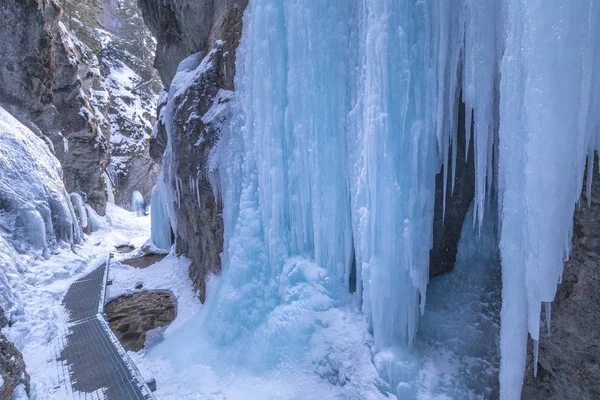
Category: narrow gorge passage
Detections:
[{"x1": 0, "y1": 1, "x2": 598, "y2": 400}]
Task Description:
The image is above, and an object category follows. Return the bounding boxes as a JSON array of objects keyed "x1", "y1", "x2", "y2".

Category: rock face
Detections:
[
  {"x1": 136, "y1": 0, "x2": 247, "y2": 88},
  {"x1": 521, "y1": 159, "x2": 600, "y2": 400},
  {"x1": 0, "y1": 306, "x2": 31, "y2": 399},
  {"x1": 0, "y1": 0, "x2": 110, "y2": 214},
  {"x1": 430, "y1": 102, "x2": 476, "y2": 277},
  {"x1": 105, "y1": 291, "x2": 176, "y2": 352},
  {"x1": 61, "y1": 0, "x2": 162, "y2": 209},
  {"x1": 137, "y1": 0, "x2": 248, "y2": 300}
]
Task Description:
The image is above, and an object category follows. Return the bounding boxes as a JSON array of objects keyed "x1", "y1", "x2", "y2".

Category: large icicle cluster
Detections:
[
  {"x1": 498, "y1": 1, "x2": 600, "y2": 397},
  {"x1": 151, "y1": 0, "x2": 599, "y2": 398}
]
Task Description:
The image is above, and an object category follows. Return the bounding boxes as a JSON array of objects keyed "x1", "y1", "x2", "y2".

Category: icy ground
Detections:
[
  {"x1": 374, "y1": 203, "x2": 501, "y2": 400},
  {"x1": 126, "y1": 207, "x2": 500, "y2": 400}
]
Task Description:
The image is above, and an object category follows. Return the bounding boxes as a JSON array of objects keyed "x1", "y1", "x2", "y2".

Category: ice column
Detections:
[{"x1": 498, "y1": 1, "x2": 600, "y2": 399}]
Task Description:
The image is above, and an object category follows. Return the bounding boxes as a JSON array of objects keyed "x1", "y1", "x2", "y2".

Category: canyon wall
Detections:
[
  {"x1": 138, "y1": 0, "x2": 247, "y2": 300},
  {"x1": 0, "y1": 0, "x2": 109, "y2": 213}
]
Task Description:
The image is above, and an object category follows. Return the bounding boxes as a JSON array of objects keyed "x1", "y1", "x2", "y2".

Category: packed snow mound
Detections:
[{"x1": 0, "y1": 106, "x2": 81, "y2": 256}]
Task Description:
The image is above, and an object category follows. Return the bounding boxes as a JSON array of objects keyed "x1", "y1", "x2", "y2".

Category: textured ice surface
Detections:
[
  {"x1": 498, "y1": 2, "x2": 600, "y2": 398},
  {"x1": 0, "y1": 106, "x2": 81, "y2": 318},
  {"x1": 0, "y1": 106, "x2": 80, "y2": 254},
  {"x1": 150, "y1": 179, "x2": 173, "y2": 250},
  {"x1": 148, "y1": 1, "x2": 600, "y2": 399}
]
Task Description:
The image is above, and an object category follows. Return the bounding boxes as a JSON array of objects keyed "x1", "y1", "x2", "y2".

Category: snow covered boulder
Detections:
[{"x1": 0, "y1": 106, "x2": 81, "y2": 256}]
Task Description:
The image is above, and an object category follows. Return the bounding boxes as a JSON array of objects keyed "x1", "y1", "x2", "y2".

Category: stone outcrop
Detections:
[
  {"x1": 137, "y1": 0, "x2": 248, "y2": 300},
  {"x1": 0, "y1": 0, "x2": 109, "y2": 214},
  {"x1": 0, "y1": 306, "x2": 30, "y2": 399},
  {"x1": 105, "y1": 291, "x2": 176, "y2": 352},
  {"x1": 521, "y1": 158, "x2": 600, "y2": 400}
]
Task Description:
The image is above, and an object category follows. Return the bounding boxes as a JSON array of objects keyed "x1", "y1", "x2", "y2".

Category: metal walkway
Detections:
[{"x1": 52, "y1": 255, "x2": 156, "y2": 399}]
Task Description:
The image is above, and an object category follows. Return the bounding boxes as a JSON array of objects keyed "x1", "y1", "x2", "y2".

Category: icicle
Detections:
[
  {"x1": 451, "y1": 122, "x2": 458, "y2": 195},
  {"x1": 175, "y1": 176, "x2": 182, "y2": 209},
  {"x1": 196, "y1": 174, "x2": 201, "y2": 209}
]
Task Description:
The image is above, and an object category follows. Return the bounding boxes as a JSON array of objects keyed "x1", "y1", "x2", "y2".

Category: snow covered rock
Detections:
[
  {"x1": 105, "y1": 290, "x2": 176, "y2": 352},
  {"x1": 136, "y1": 0, "x2": 247, "y2": 87},
  {"x1": 153, "y1": 46, "x2": 230, "y2": 301}
]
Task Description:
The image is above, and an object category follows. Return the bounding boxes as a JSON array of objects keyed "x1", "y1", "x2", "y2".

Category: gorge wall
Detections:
[
  {"x1": 0, "y1": 0, "x2": 109, "y2": 214},
  {"x1": 0, "y1": 0, "x2": 162, "y2": 213},
  {"x1": 138, "y1": 0, "x2": 247, "y2": 300}
]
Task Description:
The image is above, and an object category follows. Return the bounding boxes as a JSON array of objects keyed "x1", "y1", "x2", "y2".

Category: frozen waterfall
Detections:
[{"x1": 152, "y1": 0, "x2": 600, "y2": 398}]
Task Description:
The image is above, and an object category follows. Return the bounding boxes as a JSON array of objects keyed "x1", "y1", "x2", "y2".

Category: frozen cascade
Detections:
[
  {"x1": 150, "y1": 178, "x2": 173, "y2": 251},
  {"x1": 149, "y1": 0, "x2": 600, "y2": 398},
  {"x1": 69, "y1": 192, "x2": 88, "y2": 230},
  {"x1": 498, "y1": 1, "x2": 600, "y2": 398}
]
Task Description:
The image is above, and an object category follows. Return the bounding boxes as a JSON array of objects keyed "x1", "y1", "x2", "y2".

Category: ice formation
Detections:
[
  {"x1": 0, "y1": 106, "x2": 81, "y2": 253},
  {"x1": 152, "y1": 1, "x2": 599, "y2": 398},
  {"x1": 70, "y1": 193, "x2": 88, "y2": 230},
  {"x1": 150, "y1": 179, "x2": 173, "y2": 250},
  {"x1": 0, "y1": 106, "x2": 83, "y2": 320}
]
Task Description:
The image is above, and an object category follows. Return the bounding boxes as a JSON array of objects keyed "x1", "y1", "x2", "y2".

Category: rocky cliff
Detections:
[
  {"x1": 0, "y1": 0, "x2": 109, "y2": 214},
  {"x1": 0, "y1": 0, "x2": 161, "y2": 214},
  {"x1": 57, "y1": 0, "x2": 162, "y2": 208},
  {"x1": 138, "y1": 0, "x2": 247, "y2": 300}
]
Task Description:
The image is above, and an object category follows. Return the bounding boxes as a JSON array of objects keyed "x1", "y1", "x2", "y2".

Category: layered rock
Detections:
[
  {"x1": 105, "y1": 291, "x2": 176, "y2": 352},
  {"x1": 0, "y1": 0, "x2": 109, "y2": 214},
  {"x1": 138, "y1": 0, "x2": 248, "y2": 300}
]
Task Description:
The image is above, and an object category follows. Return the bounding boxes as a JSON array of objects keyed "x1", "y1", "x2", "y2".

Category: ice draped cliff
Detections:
[{"x1": 140, "y1": 0, "x2": 599, "y2": 399}]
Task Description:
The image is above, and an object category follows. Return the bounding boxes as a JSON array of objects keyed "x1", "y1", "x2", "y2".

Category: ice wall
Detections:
[
  {"x1": 498, "y1": 2, "x2": 600, "y2": 398},
  {"x1": 0, "y1": 106, "x2": 81, "y2": 254},
  {"x1": 150, "y1": 0, "x2": 599, "y2": 398},
  {"x1": 0, "y1": 106, "x2": 83, "y2": 318}
]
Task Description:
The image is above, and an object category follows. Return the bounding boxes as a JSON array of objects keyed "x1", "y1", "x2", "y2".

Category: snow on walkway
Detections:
[
  {"x1": 1, "y1": 204, "x2": 176, "y2": 399},
  {"x1": 52, "y1": 259, "x2": 154, "y2": 399}
]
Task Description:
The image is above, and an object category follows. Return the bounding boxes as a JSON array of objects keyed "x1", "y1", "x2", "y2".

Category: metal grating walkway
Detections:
[{"x1": 53, "y1": 256, "x2": 156, "y2": 399}]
